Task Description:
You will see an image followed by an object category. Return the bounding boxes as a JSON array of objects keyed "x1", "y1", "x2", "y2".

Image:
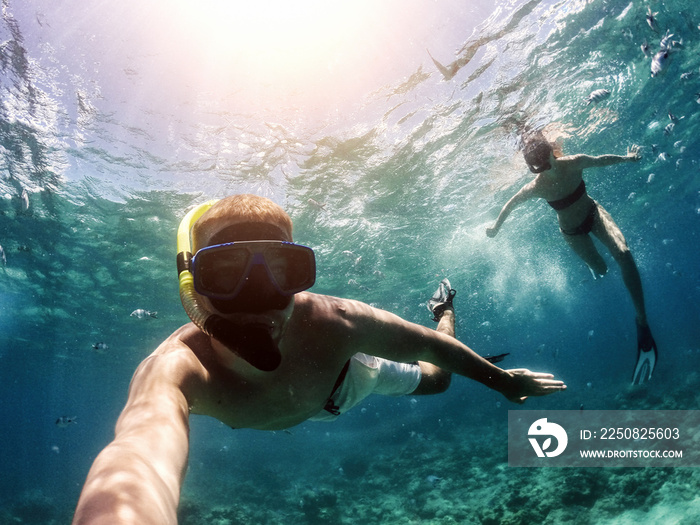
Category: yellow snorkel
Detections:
[
  {"x1": 176, "y1": 199, "x2": 282, "y2": 371},
  {"x1": 177, "y1": 200, "x2": 217, "y2": 332}
]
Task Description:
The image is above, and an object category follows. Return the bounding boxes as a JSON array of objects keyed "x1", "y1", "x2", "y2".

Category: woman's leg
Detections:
[
  {"x1": 562, "y1": 229, "x2": 608, "y2": 278},
  {"x1": 591, "y1": 204, "x2": 648, "y2": 325}
]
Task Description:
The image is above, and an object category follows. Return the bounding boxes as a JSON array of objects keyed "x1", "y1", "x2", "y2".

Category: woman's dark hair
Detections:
[{"x1": 523, "y1": 132, "x2": 554, "y2": 173}]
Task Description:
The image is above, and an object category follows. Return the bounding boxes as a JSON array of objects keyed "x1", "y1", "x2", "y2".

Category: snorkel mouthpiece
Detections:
[
  {"x1": 204, "y1": 318, "x2": 282, "y2": 372},
  {"x1": 176, "y1": 200, "x2": 282, "y2": 371}
]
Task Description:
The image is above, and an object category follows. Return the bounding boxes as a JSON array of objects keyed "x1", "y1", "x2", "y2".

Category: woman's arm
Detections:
[
  {"x1": 568, "y1": 144, "x2": 641, "y2": 170},
  {"x1": 486, "y1": 181, "x2": 538, "y2": 237},
  {"x1": 72, "y1": 353, "x2": 194, "y2": 525}
]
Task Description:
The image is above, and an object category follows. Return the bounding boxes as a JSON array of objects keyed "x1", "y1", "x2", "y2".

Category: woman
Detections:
[{"x1": 486, "y1": 133, "x2": 657, "y2": 385}]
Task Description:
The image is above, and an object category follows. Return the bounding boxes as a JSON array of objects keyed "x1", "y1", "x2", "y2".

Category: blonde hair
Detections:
[{"x1": 192, "y1": 194, "x2": 293, "y2": 249}]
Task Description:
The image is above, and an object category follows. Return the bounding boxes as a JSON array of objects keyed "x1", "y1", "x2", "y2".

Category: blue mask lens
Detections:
[{"x1": 192, "y1": 241, "x2": 316, "y2": 301}]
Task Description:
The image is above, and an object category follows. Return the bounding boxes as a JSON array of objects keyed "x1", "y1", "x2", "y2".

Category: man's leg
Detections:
[{"x1": 413, "y1": 280, "x2": 455, "y2": 395}]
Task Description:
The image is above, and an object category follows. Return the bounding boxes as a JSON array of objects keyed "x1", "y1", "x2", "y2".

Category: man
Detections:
[
  {"x1": 486, "y1": 132, "x2": 657, "y2": 384},
  {"x1": 73, "y1": 194, "x2": 565, "y2": 525}
]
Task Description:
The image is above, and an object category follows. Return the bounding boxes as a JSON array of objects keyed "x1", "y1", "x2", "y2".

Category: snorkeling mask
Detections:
[{"x1": 176, "y1": 200, "x2": 316, "y2": 371}]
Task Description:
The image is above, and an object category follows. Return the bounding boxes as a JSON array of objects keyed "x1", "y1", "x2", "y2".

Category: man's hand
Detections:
[
  {"x1": 500, "y1": 368, "x2": 566, "y2": 404},
  {"x1": 626, "y1": 144, "x2": 642, "y2": 161}
]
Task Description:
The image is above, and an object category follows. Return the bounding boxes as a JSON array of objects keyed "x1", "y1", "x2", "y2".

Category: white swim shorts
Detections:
[{"x1": 310, "y1": 353, "x2": 422, "y2": 422}]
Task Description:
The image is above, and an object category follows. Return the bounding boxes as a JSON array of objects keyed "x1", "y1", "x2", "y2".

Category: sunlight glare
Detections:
[{"x1": 171, "y1": 0, "x2": 378, "y2": 92}]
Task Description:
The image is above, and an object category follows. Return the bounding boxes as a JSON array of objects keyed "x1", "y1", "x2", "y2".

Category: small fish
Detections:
[
  {"x1": 664, "y1": 123, "x2": 675, "y2": 135},
  {"x1": 426, "y1": 475, "x2": 443, "y2": 486},
  {"x1": 20, "y1": 189, "x2": 29, "y2": 211},
  {"x1": 130, "y1": 309, "x2": 157, "y2": 319},
  {"x1": 650, "y1": 50, "x2": 669, "y2": 77},
  {"x1": 307, "y1": 198, "x2": 326, "y2": 211},
  {"x1": 659, "y1": 30, "x2": 674, "y2": 50},
  {"x1": 0, "y1": 245, "x2": 5, "y2": 266},
  {"x1": 586, "y1": 89, "x2": 610, "y2": 105},
  {"x1": 646, "y1": 8, "x2": 659, "y2": 33},
  {"x1": 91, "y1": 342, "x2": 109, "y2": 352},
  {"x1": 56, "y1": 416, "x2": 77, "y2": 428},
  {"x1": 680, "y1": 71, "x2": 695, "y2": 81},
  {"x1": 640, "y1": 40, "x2": 650, "y2": 56}
]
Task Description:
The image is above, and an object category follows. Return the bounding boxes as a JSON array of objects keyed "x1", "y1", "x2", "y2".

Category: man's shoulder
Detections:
[
  {"x1": 132, "y1": 325, "x2": 209, "y2": 393},
  {"x1": 295, "y1": 292, "x2": 374, "y2": 320},
  {"x1": 145, "y1": 324, "x2": 210, "y2": 370}
]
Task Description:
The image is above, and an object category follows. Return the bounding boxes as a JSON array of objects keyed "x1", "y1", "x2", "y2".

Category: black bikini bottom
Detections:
[{"x1": 560, "y1": 205, "x2": 598, "y2": 236}]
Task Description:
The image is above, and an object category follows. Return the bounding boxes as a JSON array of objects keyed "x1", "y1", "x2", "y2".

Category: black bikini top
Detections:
[{"x1": 547, "y1": 180, "x2": 586, "y2": 211}]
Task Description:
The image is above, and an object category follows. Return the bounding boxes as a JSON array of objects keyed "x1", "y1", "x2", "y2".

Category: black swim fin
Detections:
[
  {"x1": 632, "y1": 322, "x2": 658, "y2": 385},
  {"x1": 483, "y1": 353, "x2": 510, "y2": 364},
  {"x1": 428, "y1": 278, "x2": 456, "y2": 322}
]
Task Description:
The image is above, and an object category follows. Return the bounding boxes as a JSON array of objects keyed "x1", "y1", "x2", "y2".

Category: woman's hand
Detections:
[{"x1": 626, "y1": 144, "x2": 642, "y2": 161}]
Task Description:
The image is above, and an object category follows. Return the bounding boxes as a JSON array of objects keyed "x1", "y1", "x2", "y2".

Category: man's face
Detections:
[{"x1": 197, "y1": 219, "x2": 298, "y2": 339}]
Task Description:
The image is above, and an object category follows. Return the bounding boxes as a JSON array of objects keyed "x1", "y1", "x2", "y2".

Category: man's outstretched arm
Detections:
[
  {"x1": 72, "y1": 353, "x2": 192, "y2": 525},
  {"x1": 348, "y1": 301, "x2": 566, "y2": 402}
]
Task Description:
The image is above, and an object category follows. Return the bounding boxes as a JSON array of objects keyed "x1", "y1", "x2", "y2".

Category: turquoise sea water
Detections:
[{"x1": 1, "y1": 0, "x2": 699, "y2": 523}]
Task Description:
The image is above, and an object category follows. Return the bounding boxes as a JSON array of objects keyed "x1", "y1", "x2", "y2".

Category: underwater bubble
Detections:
[
  {"x1": 647, "y1": 173, "x2": 655, "y2": 183},
  {"x1": 587, "y1": 382, "x2": 593, "y2": 389}
]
